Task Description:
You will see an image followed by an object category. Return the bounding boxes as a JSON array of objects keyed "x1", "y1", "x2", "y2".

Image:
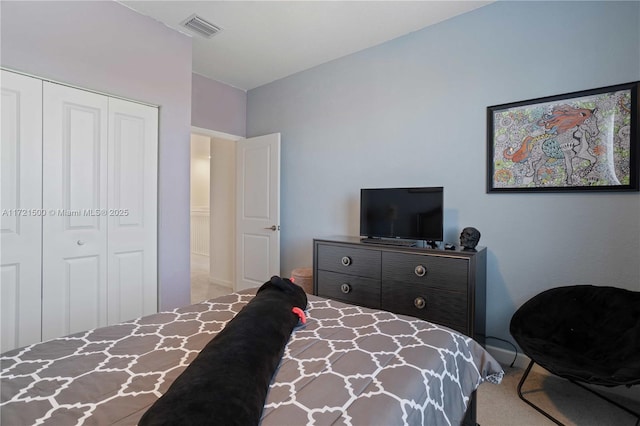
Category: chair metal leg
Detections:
[
  {"x1": 516, "y1": 360, "x2": 565, "y2": 425},
  {"x1": 517, "y1": 360, "x2": 640, "y2": 425}
]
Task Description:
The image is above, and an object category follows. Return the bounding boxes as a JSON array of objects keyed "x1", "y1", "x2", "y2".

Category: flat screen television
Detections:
[{"x1": 360, "y1": 187, "x2": 443, "y2": 242}]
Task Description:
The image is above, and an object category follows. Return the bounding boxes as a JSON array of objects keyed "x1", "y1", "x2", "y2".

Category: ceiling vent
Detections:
[{"x1": 181, "y1": 14, "x2": 222, "y2": 38}]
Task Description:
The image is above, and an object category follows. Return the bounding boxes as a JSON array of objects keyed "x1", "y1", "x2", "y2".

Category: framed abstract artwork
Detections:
[{"x1": 487, "y1": 82, "x2": 639, "y2": 192}]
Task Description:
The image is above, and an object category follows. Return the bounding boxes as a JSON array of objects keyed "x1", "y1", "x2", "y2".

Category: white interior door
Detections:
[
  {"x1": 1, "y1": 70, "x2": 43, "y2": 351},
  {"x1": 107, "y1": 98, "x2": 158, "y2": 324},
  {"x1": 235, "y1": 133, "x2": 280, "y2": 291},
  {"x1": 42, "y1": 82, "x2": 109, "y2": 340}
]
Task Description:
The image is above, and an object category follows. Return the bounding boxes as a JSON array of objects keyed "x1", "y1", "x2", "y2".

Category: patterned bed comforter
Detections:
[{"x1": 1, "y1": 291, "x2": 503, "y2": 426}]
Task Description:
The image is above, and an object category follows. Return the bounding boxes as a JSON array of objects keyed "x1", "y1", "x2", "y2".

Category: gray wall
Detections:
[
  {"x1": 192, "y1": 73, "x2": 247, "y2": 137},
  {"x1": 247, "y1": 1, "x2": 640, "y2": 346},
  {"x1": 1, "y1": 1, "x2": 193, "y2": 310}
]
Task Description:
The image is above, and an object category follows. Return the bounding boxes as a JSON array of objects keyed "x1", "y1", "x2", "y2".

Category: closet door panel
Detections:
[
  {"x1": 107, "y1": 98, "x2": 158, "y2": 323},
  {"x1": 64, "y1": 255, "x2": 103, "y2": 333},
  {"x1": 42, "y1": 82, "x2": 109, "y2": 340},
  {"x1": 0, "y1": 71, "x2": 43, "y2": 352}
]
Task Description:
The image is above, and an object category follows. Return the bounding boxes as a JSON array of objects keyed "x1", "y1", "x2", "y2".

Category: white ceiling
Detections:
[{"x1": 120, "y1": 1, "x2": 492, "y2": 91}]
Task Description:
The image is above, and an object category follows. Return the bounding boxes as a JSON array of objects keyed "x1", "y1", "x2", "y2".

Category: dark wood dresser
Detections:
[{"x1": 313, "y1": 236, "x2": 486, "y2": 344}]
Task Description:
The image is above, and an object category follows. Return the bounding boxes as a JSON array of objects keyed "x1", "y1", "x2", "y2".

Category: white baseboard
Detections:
[
  {"x1": 209, "y1": 277, "x2": 233, "y2": 288},
  {"x1": 485, "y1": 343, "x2": 539, "y2": 370},
  {"x1": 485, "y1": 344, "x2": 640, "y2": 403}
]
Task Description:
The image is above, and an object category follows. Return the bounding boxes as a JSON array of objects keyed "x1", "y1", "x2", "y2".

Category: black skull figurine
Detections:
[{"x1": 460, "y1": 227, "x2": 481, "y2": 250}]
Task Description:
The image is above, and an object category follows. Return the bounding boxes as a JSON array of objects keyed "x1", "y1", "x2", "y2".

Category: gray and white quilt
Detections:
[{"x1": 1, "y1": 291, "x2": 503, "y2": 425}]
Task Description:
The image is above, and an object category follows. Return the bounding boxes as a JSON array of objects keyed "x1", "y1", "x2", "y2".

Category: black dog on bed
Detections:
[{"x1": 138, "y1": 276, "x2": 307, "y2": 426}]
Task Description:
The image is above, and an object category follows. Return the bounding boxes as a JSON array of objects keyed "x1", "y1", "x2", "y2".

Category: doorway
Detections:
[{"x1": 190, "y1": 131, "x2": 237, "y2": 303}]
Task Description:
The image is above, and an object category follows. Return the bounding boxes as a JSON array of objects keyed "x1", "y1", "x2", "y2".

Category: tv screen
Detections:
[{"x1": 360, "y1": 187, "x2": 443, "y2": 241}]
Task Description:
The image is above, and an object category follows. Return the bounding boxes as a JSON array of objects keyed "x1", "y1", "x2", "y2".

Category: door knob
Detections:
[
  {"x1": 77, "y1": 240, "x2": 85, "y2": 246},
  {"x1": 264, "y1": 225, "x2": 279, "y2": 231}
]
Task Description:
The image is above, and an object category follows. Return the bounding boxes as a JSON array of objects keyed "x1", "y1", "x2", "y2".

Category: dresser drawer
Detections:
[
  {"x1": 382, "y1": 252, "x2": 467, "y2": 291},
  {"x1": 317, "y1": 270, "x2": 381, "y2": 309},
  {"x1": 317, "y1": 244, "x2": 381, "y2": 279},
  {"x1": 381, "y1": 280, "x2": 467, "y2": 334},
  {"x1": 314, "y1": 238, "x2": 486, "y2": 343}
]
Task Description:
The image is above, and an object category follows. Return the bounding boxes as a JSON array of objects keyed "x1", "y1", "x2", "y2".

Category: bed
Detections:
[{"x1": 1, "y1": 290, "x2": 503, "y2": 425}]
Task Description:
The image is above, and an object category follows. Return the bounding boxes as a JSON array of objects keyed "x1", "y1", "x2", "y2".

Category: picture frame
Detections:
[{"x1": 487, "y1": 82, "x2": 639, "y2": 193}]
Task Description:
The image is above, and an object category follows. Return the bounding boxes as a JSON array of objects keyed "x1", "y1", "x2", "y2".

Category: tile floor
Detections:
[{"x1": 190, "y1": 253, "x2": 234, "y2": 304}]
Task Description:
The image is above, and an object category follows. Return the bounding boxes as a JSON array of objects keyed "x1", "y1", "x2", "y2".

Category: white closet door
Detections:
[
  {"x1": 107, "y1": 98, "x2": 158, "y2": 324},
  {"x1": 1, "y1": 70, "x2": 43, "y2": 352},
  {"x1": 42, "y1": 82, "x2": 109, "y2": 340}
]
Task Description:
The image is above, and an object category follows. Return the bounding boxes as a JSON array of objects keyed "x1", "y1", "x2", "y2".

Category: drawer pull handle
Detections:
[
  {"x1": 414, "y1": 265, "x2": 426, "y2": 277},
  {"x1": 414, "y1": 296, "x2": 426, "y2": 310},
  {"x1": 341, "y1": 256, "x2": 352, "y2": 267},
  {"x1": 340, "y1": 283, "x2": 352, "y2": 294}
]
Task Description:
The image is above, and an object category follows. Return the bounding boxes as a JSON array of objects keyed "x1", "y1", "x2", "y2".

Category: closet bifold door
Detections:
[
  {"x1": 41, "y1": 84, "x2": 159, "y2": 340},
  {"x1": 42, "y1": 82, "x2": 109, "y2": 340},
  {"x1": 107, "y1": 98, "x2": 158, "y2": 324},
  {"x1": 1, "y1": 70, "x2": 43, "y2": 352}
]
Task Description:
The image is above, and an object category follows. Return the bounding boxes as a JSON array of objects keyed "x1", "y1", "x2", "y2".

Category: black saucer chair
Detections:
[{"x1": 510, "y1": 285, "x2": 640, "y2": 425}]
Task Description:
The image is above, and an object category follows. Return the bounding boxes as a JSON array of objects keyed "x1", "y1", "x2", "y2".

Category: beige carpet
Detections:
[{"x1": 477, "y1": 365, "x2": 640, "y2": 426}]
